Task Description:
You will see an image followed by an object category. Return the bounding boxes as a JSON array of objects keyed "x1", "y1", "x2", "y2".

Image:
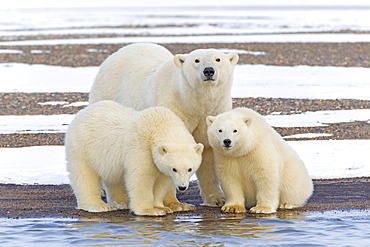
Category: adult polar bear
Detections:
[{"x1": 89, "y1": 43, "x2": 239, "y2": 206}]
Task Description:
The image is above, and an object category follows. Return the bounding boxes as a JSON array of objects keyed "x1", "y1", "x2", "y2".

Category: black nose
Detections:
[
  {"x1": 203, "y1": 67, "x2": 215, "y2": 78},
  {"x1": 223, "y1": 139, "x2": 232, "y2": 147},
  {"x1": 178, "y1": 186, "x2": 187, "y2": 191}
]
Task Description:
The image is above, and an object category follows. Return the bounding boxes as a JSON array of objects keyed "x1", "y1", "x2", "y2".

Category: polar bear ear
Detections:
[
  {"x1": 206, "y1": 116, "x2": 216, "y2": 127},
  {"x1": 159, "y1": 145, "x2": 169, "y2": 155},
  {"x1": 174, "y1": 54, "x2": 187, "y2": 68},
  {"x1": 242, "y1": 117, "x2": 252, "y2": 126},
  {"x1": 227, "y1": 53, "x2": 239, "y2": 66},
  {"x1": 194, "y1": 143, "x2": 204, "y2": 155}
]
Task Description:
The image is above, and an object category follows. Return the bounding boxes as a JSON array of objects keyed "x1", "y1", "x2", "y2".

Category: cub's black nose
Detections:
[
  {"x1": 223, "y1": 139, "x2": 232, "y2": 147},
  {"x1": 203, "y1": 67, "x2": 215, "y2": 78},
  {"x1": 178, "y1": 186, "x2": 187, "y2": 191}
]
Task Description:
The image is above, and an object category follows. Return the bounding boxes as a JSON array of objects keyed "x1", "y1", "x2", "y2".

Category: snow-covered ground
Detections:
[
  {"x1": 1, "y1": 63, "x2": 370, "y2": 100},
  {"x1": 0, "y1": 1, "x2": 369, "y2": 184},
  {"x1": 1, "y1": 109, "x2": 370, "y2": 134}
]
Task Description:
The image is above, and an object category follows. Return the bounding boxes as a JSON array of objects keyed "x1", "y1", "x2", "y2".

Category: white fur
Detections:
[
  {"x1": 89, "y1": 43, "x2": 239, "y2": 206},
  {"x1": 206, "y1": 107, "x2": 313, "y2": 214},
  {"x1": 65, "y1": 100, "x2": 203, "y2": 216}
]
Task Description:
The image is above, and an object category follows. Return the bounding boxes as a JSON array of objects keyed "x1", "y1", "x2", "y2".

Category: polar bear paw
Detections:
[
  {"x1": 221, "y1": 205, "x2": 247, "y2": 213},
  {"x1": 249, "y1": 206, "x2": 276, "y2": 214},
  {"x1": 279, "y1": 203, "x2": 299, "y2": 209},
  {"x1": 154, "y1": 206, "x2": 173, "y2": 214},
  {"x1": 78, "y1": 201, "x2": 116, "y2": 213},
  {"x1": 135, "y1": 208, "x2": 167, "y2": 216},
  {"x1": 166, "y1": 202, "x2": 195, "y2": 212},
  {"x1": 201, "y1": 196, "x2": 225, "y2": 207}
]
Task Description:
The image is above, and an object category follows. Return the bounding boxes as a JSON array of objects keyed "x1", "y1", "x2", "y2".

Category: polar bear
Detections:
[
  {"x1": 65, "y1": 100, "x2": 204, "y2": 216},
  {"x1": 89, "y1": 43, "x2": 239, "y2": 206},
  {"x1": 206, "y1": 107, "x2": 313, "y2": 214}
]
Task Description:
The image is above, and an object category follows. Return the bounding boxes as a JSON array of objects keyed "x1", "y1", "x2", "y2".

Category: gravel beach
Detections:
[{"x1": 1, "y1": 41, "x2": 370, "y2": 218}]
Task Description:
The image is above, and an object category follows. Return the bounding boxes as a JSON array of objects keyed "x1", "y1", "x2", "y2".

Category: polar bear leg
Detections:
[
  {"x1": 104, "y1": 182, "x2": 129, "y2": 210},
  {"x1": 153, "y1": 176, "x2": 173, "y2": 214},
  {"x1": 249, "y1": 166, "x2": 280, "y2": 214},
  {"x1": 126, "y1": 170, "x2": 167, "y2": 216},
  {"x1": 68, "y1": 160, "x2": 115, "y2": 212},
  {"x1": 197, "y1": 146, "x2": 225, "y2": 207},
  {"x1": 217, "y1": 167, "x2": 246, "y2": 213},
  {"x1": 163, "y1": 188, "x2": 195, "y2": 212}
]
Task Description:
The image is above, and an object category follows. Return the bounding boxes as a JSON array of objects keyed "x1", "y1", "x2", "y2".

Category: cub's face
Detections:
[
  {"x1": 153, "y1": 143, "x2": 204, "y2": 191},
  {"x1": 206, "y1": 113, "x2": 253, "y2": 157},
  {"x1": 174, "y1": 49, "x2": 239, "y2": 90}
]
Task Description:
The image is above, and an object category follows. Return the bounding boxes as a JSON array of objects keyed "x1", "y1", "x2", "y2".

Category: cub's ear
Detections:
[
  {"x1": 174, "y1": 54, "x2": 187, "y2": 68},
  {"x1": 206, "y1": 116, "x2": 216, "y2": 127},
  {"x1": 228, "y1": 53, "x2": 239, "y2": 66},
  {"x1": 158, "y1": 145, "x2": 169, "y2": 155},
  {"x1": 194, "y1": 143, "x2": 204, "y2": 155},
  {"x1": 242, "y1": 117, "x2": 252, "y2": 126}
]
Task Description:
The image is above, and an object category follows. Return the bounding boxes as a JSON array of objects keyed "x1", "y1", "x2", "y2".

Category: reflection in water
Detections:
[
  {"x1": 70, "y1": 212, "x2": 307, "y2": 246},
  {"x1": 71, "y1": 212, "x2": 305, "y2": 246},
  {"x1": 1, "y1": 211, "x2": 370, "y2": 246}
]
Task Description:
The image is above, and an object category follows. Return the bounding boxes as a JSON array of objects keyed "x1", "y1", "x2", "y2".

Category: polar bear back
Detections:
[
  {"x1": 66, "y1": 100, "x2": 195, "y2": 182},
  {"x1": 229, "y1": 108, "x2": 304, "y2": 164},
  {"x1": 65, "y1": 101, "x2": 138, "y2": 182},
  {"x1": 89, "y1": 43, "x2": 173, "y2": 107}
]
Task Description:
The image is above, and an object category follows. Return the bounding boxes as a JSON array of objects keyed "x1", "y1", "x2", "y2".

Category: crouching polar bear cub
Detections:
[
  {"x1": 89, "y1": 43, "x2": 239, "y2": 206},
  {"x1": 65, "y1": 100, "x2": 204, "y2": 216},
  {"x1": 206, "y1": 108, "x2": 313, "y2": 214}
]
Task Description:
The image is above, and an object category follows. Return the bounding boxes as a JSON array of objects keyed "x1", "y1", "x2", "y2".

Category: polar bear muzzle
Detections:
[
  {"x1": 178, "y1": 186, "x2": 187, "y2": 191},
  {"x1": 223, "y1": 138, "x2": 232, "y2": 148},
  {"x1": 203, "y1": 67, "x2": 215, "y2": 81}
]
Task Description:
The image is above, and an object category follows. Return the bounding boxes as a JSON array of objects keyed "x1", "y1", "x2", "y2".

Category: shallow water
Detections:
[{"x1": 1, "y1": 210, "x2": 370, "y2": 246}]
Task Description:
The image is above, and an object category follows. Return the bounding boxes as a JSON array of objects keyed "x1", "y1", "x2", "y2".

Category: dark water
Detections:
[{"x1": 1, "y1": 210, "x2": 370, "y2": 246}]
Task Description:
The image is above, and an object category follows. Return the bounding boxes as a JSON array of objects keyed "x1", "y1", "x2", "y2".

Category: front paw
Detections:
[
  {"x1": 249, "y1": 206, "x2": 276, "y2": 214},
  {"x1": 154, "y1": 206, "x2": 173, "y2": 214},
  {"x1": 134, "y1": 208, "x2": 167, "y2": 216},
  {"x1": 166, "y1": 202, "x2": 195, "y2": 212},
  {"x1": 78, "y1": 201, "x2": 116, "y2": 213},
  {"x1": 279, "y1": 203, "x2": 299, "y2": 209},
  {"x1": 221, "y1": 205, "x2": 246, "y2": 213},
  {"x1": 201, "y1": 196, "x2": 225, "y2": 207}
]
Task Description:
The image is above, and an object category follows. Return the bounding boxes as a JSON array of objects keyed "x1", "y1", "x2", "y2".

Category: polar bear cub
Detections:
[
  {"x1": 65, "y1": 100, "x2": 204, "y2": 216},
  {"x1": 206, "y1": 108, "x2": 313, "y2": 214}
]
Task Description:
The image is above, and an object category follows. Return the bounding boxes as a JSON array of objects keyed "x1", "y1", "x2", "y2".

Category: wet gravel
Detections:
[
  {"x1": 1, "y1": 179, "x2": 370, "y2": 219},
  {"x1": 1, "y1": 41, "x2": 370, "y2": 67}
]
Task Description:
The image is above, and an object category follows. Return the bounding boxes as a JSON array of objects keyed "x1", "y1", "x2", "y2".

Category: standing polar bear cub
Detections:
[
  {"x1": 89, "y1": 43, "x2": 239, "y2": 206},
  {"x1": 65, "y1": 100, "x2": 204, "y2": 216},
  {"x1": 206, "y1": 108, "x2": 313, "y2": 214}
]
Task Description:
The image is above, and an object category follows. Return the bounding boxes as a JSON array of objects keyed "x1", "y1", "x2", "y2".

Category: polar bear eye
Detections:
[
  {"x1": 188, "y1": 168, "x2": 192, "y2": 172},
  {"x1": 195, "y1": 59, "x2": 200, "y2": 63},
  {"x1": 216, "y1": 58, "x2": 221, "y2": 62},
  {"x1": 172, "y1": 168, "x2": 177, "y2": 172},
  {"x1": 233, "y1": 130, "x2": 238, "y2": 133},
  {"x1": 218, "y1": 129, "x2": 223, "y2": 133}
]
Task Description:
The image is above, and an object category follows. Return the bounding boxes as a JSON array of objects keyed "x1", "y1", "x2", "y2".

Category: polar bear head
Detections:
[
  {"x1": 153, "y1": 143, "x2": 204, "y2": 191},
  {"x1": 174, "y1": 49, "x2": 239, "y2": 90},
  {"x1": 206, "y1": 110, "x2": 254, "y2": 157}
]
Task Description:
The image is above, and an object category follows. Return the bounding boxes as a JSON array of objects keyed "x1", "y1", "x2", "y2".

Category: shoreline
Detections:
[{"x1": 1, "y1": 177, "x2": 370, "y2": 219}]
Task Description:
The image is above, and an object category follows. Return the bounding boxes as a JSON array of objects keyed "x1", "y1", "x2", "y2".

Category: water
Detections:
[{"x1": 1, "y1": 210, "x2": 370, "y2": 246}]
